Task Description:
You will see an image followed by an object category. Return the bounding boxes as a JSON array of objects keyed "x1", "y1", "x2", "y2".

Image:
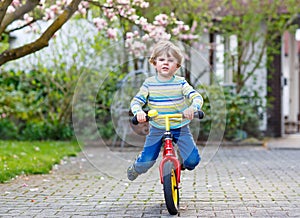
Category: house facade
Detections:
[
  {"x1": 281, "y1": 30, "x2": 300, "y2": 135},
  {"x1": 205, "y1": 29, "x2": 300, "y2": 137},
  {"x1": 6, "y1": 17, "x2": 300, "y2": 138}
]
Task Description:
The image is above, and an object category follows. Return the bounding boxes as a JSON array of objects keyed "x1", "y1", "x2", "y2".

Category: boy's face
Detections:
[{"x1": 154, "y1": 54, "x2": 180, "y2": 80}]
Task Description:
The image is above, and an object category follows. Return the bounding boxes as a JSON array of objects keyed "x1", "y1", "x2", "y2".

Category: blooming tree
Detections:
[
  {"x1": 0, "y1": 0, "x2": 81, "y2": 65},
  {"x1": 0, "y1": 0, "x2": 200, "y2": 67}
]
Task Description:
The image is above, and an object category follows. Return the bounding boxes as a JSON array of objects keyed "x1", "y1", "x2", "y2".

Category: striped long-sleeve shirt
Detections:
[{"x1": 130, "y1": 75, "x2": 204, "y2": 129}]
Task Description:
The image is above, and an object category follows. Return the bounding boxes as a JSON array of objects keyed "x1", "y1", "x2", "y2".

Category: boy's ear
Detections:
[{"x1": 149, "y1": 58, "x2": 156, "y2": 66}]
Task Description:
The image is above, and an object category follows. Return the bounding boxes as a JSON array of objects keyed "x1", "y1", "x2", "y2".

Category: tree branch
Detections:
[
  {"x1": 0, "y1": 0, "x2": 83, "y2": 66},
  {"x1": 0, "y1": 0, "x2": 13, "y2": 31},
  {"x1": 0, "y1": 0, "x2": 40, "y2": 35},
  {"x1": 237, "y1": 36, "x2": 267, "y2": 93},
  {"x1": 6, "y1": 19, "x2": 37, "y2": 33}
]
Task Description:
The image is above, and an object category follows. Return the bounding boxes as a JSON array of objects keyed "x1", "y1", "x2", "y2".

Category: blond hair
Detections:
[{"x1": 149, "y1": 40, "x2": 183, "y2": 67}]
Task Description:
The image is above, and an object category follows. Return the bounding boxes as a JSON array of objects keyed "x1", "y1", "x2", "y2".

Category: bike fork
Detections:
[
  {"x1": 159, "y1": 136, "x2": 181, "y2": 185},
  {"x1": 159, "y1": 157, "x2": 181, "y2": 183}
]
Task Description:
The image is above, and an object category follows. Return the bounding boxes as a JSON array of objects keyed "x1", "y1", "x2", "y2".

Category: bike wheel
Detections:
[{"x1": 163, "y1": 161, "x2": 179, "y2": 215}]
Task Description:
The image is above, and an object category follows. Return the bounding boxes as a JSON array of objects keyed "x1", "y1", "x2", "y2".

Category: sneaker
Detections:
[{"x1": 127, "y1": 164, "x2": 139, "y2": 181}]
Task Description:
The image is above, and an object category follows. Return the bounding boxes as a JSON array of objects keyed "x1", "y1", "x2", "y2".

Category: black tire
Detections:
[{"x1": 163, "y1": 161, "x2": 179, "y2": 215}]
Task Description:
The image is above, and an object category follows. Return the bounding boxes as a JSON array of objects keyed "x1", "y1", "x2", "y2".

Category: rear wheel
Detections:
[{"x1": 163, "y1": 161, "x2": 179, "y2": 215}]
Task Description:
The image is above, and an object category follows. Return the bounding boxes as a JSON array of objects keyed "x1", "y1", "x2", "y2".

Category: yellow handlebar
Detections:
[{"x1": 148, "y1": 109, "x2": 182, "y2": 131}]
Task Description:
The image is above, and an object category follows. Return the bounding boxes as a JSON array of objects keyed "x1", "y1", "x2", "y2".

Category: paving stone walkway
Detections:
[{"x1": 0, "y1": 138, "x2": 299, "y2": 217}]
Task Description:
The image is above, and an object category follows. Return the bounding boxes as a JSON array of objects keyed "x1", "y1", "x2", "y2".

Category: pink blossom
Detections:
[
  {"x1": 56, "y1": 0, "x2": 63, "y2": 7},
  {"x1": 135, "y1": 17, "x2": 148, "y2": 28},
  {"x1": 126, "y1": 40, "x2": 147, "y2": 57},
  {"x1": 103, "y1": 8, "x2": 117, "y2": 21},
  {"x1": 125, "y1": 39, "x2": 132, "y2": 48},
  {"x1": 117, "y1": 5, "x2": 136, "y2": 18},
  {"x1": 125, "y1": 7, "x2": 136, "y2": 17},
  {"x1": 23, "y1": 14, "x2": 33, "y2": 23},
  {"x1": 132, "y1": 42, "x2": 147, "y2": 57},
  {"x1": 132, "y1": 0, "x2": 149, "y2": 8},
  {"x1": 140, "y1": 2, "x2": 149, "y2": 8},
  {"x1": 182, "y1": 25, "x2": 190, "y2": 31},
  {"x1": 43, "y1": 8, "x2": 55, "y2": 20},
  {"x1": 154, "y1": 14, "x2": 169, "y2": 27},
  {"x1": 11, "y1": 0, "x2": 198, "y2": 48},
  {"x1": 61, "y1": 0, "x2": 72, "y2": 4},
  {"x1": 93, "y1": 18, "x2": 108, "y2": 31},
  {"x1": 179, "y1": 34, "x2": 198, "y2": 41},
  {"x1": 1, "y1": 113, "x2": 6, "y2": 118},
  {"x1": 126, "y1": 32, "x2": 134, "y2": 39},
  {"x1": 148, "y1": 26, "x2": 171, "y2": 41},
  {"x1": 107, "y1": 28, "x2": 118, "y2": 40},
  {"x1": 117, "y1": 0, "x2": 130, "y2": 4},
  {"x1": 172, "y1": 27, "x2": 180, "y2": 36},
  {"x1": 142, "y1": 34, "x2": 150, "y2": 41},
  {"x1": 118, "y1": 8, "x2": 126, "y2": 17},
  {"x1": 7, "y1": 6, "x2": 16, "y2": 13},
  {"x1": 78, "y1": 4, "x2": 87, "y2": 15},
  {"x1": 142, "y1": 23, "x2": 155, "y2": 33},
  {"x1": 50, "y1": 5, "x2": 60, "y2": 14},
  {"x1": 175, "y1": 20, "x2": 184, "y2": 26},
  {"x1": 12, "y1": 0, "x2": 21, "y2": 7},
  {"x1": 104, "y1": 0, "x2": 114, "y2": 7},
  {"x1": 81, "y1": 1, "x2": 89, "y2": 8},
  {"x1": 129, "y1": 15, "x2": 139, "y2": 21}
]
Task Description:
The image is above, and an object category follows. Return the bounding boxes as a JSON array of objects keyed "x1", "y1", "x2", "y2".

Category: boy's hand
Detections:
[
  {"x1": 183, "y1": 107, "x2": 194, "y2": 120},
  {"x1": 137, "y1": 111, "x2": 147, "y2": 123}
]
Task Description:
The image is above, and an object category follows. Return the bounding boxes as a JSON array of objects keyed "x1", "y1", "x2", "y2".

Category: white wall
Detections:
[
  {"x1": 282, "y1": 32, "x2": 291, "y2": 119},
  {"x1": 212, "y1": 30, "x2": 268, "y2": 131},
  {"x1": 282, "y1": 31, "x2": 300, "y2": 124},
  {"x1": 189, "y1": 33, "x2": 210, "y2": 85},
  {"x1": 5, "y1": 19, "x2": 100, "y2": 71},
  {"x1": 243, "y1": 28, "x2": 268, "y2": 131}
]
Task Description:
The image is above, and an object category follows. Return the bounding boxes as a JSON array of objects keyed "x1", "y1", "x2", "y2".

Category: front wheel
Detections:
[{"x1": 163, "y1": 161, "x2": 179, "y2": 215}]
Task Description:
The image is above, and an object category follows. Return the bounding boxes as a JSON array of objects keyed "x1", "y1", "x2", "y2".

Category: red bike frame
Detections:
[
  {"x1": 159, "y1": 134, "x2": 181, "y2": 184},
  {"x1": 151, "y1": 113, "x2": 183, "y2": 185}
]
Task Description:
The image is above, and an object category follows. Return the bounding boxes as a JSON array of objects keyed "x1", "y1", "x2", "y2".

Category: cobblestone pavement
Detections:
[{"x1": 0, "y1": 141, "x2": 299, "y2": 217}]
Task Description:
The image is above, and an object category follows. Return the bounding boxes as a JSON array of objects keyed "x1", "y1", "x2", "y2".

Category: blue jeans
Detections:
[{"x1": 134, "y1": 125, "x2": 201, "y2": 174}]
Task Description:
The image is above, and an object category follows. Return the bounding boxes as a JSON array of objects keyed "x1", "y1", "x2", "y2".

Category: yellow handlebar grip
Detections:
[{"x1": 148, "y1": 109, "x2": 158, "y2": 117}]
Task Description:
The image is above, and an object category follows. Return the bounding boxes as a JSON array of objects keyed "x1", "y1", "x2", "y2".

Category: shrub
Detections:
[
  {"x1": 198, "y1": 84, "x2": 263, "y2": 141},
  {"x1": 0, "y1": 119, "x2": 19, "y2": 140},
  {"x1": 20, "y1": 121, "x2": 74, "y2": 141},
  {"x1": 0, "y1": 119, "x2": 73, "y2": 141}
]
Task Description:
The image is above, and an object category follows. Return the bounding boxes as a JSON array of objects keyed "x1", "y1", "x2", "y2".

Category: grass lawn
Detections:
[{"x1": 0, "y1": 140, "x2": 81, "y2": 183}]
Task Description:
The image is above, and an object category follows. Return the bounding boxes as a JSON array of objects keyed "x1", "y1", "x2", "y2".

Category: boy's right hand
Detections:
[{"x1": 136, "y1": 111, "x2": 147, "y2": 123}]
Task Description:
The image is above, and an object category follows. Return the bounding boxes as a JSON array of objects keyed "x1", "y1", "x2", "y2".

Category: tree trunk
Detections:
[
  {"x1": 209, "y1": 32, "x2": 215, "y2": 85},
  {"x1": 266, "y1": 36, "x2": 282, "y2": 137}
]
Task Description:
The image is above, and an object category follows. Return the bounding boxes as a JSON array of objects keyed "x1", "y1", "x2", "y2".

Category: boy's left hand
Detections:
[{"x1": 183, "y1": 107, "x2": 194, "y2": 120}]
